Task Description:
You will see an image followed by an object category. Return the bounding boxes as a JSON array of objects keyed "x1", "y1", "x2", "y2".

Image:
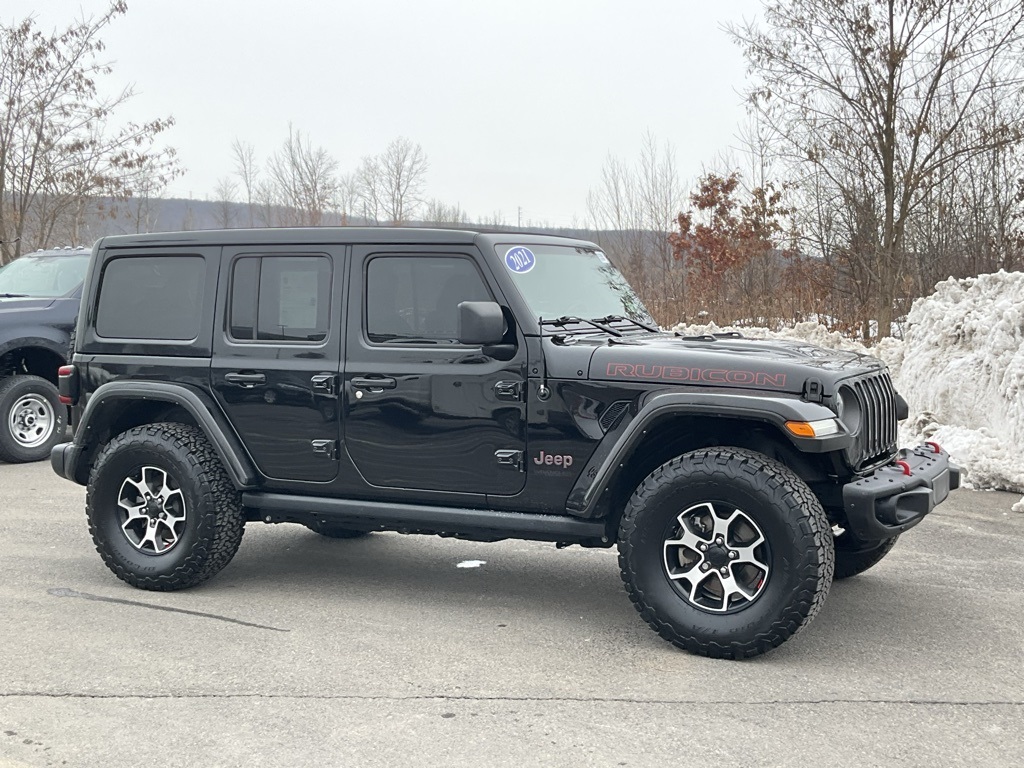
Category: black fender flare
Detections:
[
  {"x1": 565, "y1": 390, "x2": 850, "y2": 518},
  {"x1": 62, "y1": 380, "x2": 259, "y2": 489},
  {"x1": 0, "y1": 333, "x2": 69, "y2": 363}
]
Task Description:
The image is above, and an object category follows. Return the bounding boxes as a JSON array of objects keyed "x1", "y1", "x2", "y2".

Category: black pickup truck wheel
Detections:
[
  {"x1": 833, "y1": 532, "x2": 899, "y2": 579},
  {"x1": 86, "y1": 422, "x2": 245, "y2": 591},
  {"x1": 0, "y1": 375, "x2": 65, "y2": 464},
  {"x1": 618, "y1": 447, "x2": 835, "y2": 659}
]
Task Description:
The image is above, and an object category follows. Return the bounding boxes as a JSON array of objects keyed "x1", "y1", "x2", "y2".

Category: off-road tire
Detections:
[
  {"x1": 86, "y1": 422, "x2": 245, "y2": 591},
  {"x1": 833, "y1": 533, "x2": 899, "y2": 579},
  {"x1": 0, "y1": 375, "x2": 66, "y2": 463},
  {"x1": 306, "y1": 522, "x2": 372, "y2": 539},
  {"x1": 618, "y1": 447, "x2": 835, "y2": 659}
]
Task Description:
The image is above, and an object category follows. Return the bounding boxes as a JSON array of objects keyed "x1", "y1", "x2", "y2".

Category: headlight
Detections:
[{"x1": 836, "y1": 385, "x2": 862, "y2": 433}]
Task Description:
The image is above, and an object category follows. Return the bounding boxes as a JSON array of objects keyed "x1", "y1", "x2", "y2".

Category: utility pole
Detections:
[{"x1": 517, "y1": 206, "x2": 522, "y2": 228}]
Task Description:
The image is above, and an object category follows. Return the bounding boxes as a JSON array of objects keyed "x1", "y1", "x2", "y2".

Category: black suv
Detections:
[
  {"x1": 0, "y1": 247, "x2": 89, "y2": 462},
  {"x1": 51, "y1": 228, "x2": 958, "y2": 658}
]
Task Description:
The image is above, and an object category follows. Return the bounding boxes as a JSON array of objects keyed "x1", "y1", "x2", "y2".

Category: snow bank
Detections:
[
  {"x1": 672, "y1": 271, "x2": 1024, "y2": 512},
  {"x1": 896, "y1": 271, "x2": 1024, "y2": 511}
]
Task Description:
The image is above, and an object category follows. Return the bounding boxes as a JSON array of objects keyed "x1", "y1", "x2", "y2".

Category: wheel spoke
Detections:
[
  {"x1": 687, "y1": 571, "x2": 713, "y2": 604},
  {"x1": 156, "y1": 520, "x2": 180, "y2": 550},
  {"x1": 711, "y1": 509, "x2": 740, "y2": 541},
  {"x1": 118, "y1": 499, "x2": 146, "y2": 519},
  {"x1": 733, "y1": 544, "x2": 770, "y2": 572},
  {"x1": 717, "y1": 569, "x2": 757, "y2": 604}
]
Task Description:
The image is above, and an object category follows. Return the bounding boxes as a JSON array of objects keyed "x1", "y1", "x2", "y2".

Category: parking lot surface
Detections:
[{"x1": 1, "y1": 459, "x2": 1022, "y2": 767}]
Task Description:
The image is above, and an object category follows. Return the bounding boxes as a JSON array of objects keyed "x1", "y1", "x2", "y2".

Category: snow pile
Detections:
[
  {"x1": 896, "y1": 271, "x2": 1024, "y2": 511},
  {"x1": 672, "y1": 271, "x2": 1024, "y2": 512}
]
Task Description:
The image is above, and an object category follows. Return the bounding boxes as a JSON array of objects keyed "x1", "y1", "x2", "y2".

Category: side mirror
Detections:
[{"x1": 458, "y1": 301, "x2": 506, "y2": 346}]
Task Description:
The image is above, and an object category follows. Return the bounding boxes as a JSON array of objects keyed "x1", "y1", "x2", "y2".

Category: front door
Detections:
[
  {"x1": 211, "y1": 246, "x2": 344, "y2": 484},
  {"x1": 343, "y1": 247, "x2": 527, "y2": 496}
]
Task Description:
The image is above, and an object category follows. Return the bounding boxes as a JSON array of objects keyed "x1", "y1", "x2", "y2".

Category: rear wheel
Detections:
[
  {"x1": 0, "y1": 375, "x2": 65, "y2": 463},
  {"x1": 618, "y1": 447, "x2": 834, "y2": 659},
  {"x1": 86, "y1": 422, "x2": 245, "y2": 591},
  {"x1": 833, "y1": 531, "x2": 899, "y2": 579}
]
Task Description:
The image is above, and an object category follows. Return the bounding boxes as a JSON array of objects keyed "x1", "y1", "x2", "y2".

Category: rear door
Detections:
[
  {"x1": 211, "y1": 245, "x2": 344, "y2": 484},
  {"x1": 342, "y1": 246, "x2": 527, "y2": 497}
]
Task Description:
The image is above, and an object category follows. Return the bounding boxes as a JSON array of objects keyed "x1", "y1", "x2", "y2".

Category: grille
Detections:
[{"x1": 850, "y1": 372, "x2": 898, "y2": 468}]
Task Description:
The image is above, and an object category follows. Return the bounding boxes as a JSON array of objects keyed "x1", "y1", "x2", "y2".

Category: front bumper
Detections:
[{"x1": 842, "y1": 444, "x2": 961, "y2": 540}]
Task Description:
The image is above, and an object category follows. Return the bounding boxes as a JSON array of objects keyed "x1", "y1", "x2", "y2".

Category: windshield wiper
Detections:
[
  {"x1": 0, "y1": 293, "x2": 30, "y2": 298},
  {"x1": 589, "y1": 314, "x2": 660, "y2": 333},
  {"x1": 540, "y1": 316, "x2": 623, "y2": 337}
]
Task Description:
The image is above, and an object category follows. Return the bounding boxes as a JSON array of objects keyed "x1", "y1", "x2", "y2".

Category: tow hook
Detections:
[
  {"x1": 895, "y1": 460, "x2": 912, "y2": 476},
  {"x1": 925, "y1": 441, "x2": 942, "y2": 454}
]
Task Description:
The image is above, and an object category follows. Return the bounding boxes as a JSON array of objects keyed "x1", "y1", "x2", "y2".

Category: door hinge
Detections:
[
  {"x1": 494, "y1": 380, "x2": 523, "y2": 402},
  {"x1": 494, "y1": 449, "x2": 524, "y2": 472},
  {"x1": 311, "y1": 374, "x2": 338, "y2": 397},
  {"x1": 311, "y1": 439, "x2": 339, "y2": 460}
]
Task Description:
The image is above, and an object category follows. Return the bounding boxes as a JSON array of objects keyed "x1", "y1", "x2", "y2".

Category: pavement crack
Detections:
[
  {"x1": 47, "y1": 587, "x2": 288, "y2": 632},
  {"x1": 1, "y1": 692, "x2": 1021, "y2": 707}
]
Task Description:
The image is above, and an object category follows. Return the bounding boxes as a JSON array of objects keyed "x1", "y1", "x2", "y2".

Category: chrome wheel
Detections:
[
  {"x1": 117, "y1": 466, "x2": 188, "y2": 554},
  {"x1": 663, "y1": 501, "x2": 771, "y2": 613},
  {"x1": 9, "y1": 394, "x2": 55, "y2": 448}
]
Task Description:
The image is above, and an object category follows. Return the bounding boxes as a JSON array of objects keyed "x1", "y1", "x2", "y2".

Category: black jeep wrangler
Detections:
[
  {"x1": 51, "y1": 228, "x2": 959, "y2": 658},
  {"x1": 0, "y1": 247, "x2": 89, "y2": 462}
]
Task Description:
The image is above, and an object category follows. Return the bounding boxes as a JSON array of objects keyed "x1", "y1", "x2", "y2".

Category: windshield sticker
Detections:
[
  {"x1": 504, "y1": 246, "x2": 536, "y2": 274},
  {"x1": 597, "y1": 252, "x2": 610, "y2": 264}
]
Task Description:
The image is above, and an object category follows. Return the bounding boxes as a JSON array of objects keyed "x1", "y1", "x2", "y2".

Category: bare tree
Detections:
[
  {"x1": 212, "y1": 177, "x2": 239, "y2": 229},
  {"x1": 265, "y1": 125, "x2": 339, "y2": 226},
  {"x1": 337, "y1": 171, "x2": 358, "y2": 225},
  {"x1": 731, "y1": 0, "x2": 1024, "y2": 337},
  {"x1": 586, "y1": 132, "x2": 685, "y2": 322},
  {"x1": 232, "y1": 139, "x2": 258, "y2": 227},
  {"x1": 376, "y1": 137, "x2": 428, "y2": 224},
  {"x1": 423, "y1": 199, "x2": 468, "y2": 226},
  {"x1": 0, "y1": 3, "x2": 178, "y2": 262},
  {"x1": 354, "y1": 155, "x2": 382, "y2": 225}
]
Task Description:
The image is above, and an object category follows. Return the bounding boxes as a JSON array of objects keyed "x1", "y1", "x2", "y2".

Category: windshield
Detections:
[
  {"x1": 0, "y1": 253, "x2": 89, "y2": 298},
  {"x1": 496, "y1": 244, "x2": 653, "y2": 325}
]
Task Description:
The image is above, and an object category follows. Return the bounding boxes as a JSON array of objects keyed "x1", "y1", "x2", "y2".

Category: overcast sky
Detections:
[{"x1": 33, "y1": 1, "x2": 764, "y2": 227}]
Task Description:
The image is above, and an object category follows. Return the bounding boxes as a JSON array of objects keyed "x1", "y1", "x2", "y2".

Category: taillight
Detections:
[{"x1": 58, "y1": 365, "x2": 78, "y2": 406}]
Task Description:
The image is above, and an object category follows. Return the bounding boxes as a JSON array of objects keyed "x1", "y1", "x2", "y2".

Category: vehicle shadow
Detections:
[{"x1": 218, "y1": 525, "x2": 638, "y2": 630}]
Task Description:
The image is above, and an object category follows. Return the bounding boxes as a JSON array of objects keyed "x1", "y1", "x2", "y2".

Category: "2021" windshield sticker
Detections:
[{"x1": 504, "y1": 246, "x2": 536, "y2": 274}]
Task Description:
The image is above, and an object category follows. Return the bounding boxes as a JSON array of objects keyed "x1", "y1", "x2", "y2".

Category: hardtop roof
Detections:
[{"x1": 97, "y1": 227, "x2": 600, "y2": 251}]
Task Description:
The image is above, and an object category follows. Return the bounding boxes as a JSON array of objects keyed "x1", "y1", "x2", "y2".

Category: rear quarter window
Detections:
[{"x1": 95, "y1": 255, "x2": 206, "y2": 340}]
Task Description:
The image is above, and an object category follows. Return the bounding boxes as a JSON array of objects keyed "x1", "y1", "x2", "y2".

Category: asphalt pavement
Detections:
[{"x1": 1, "y1": 459, "x2": 1022, "y2": 767}]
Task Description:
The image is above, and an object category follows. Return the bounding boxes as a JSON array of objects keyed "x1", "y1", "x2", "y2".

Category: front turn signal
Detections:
[{"x1": 785, "y1": 418, "x2": 841, "y2": 438}]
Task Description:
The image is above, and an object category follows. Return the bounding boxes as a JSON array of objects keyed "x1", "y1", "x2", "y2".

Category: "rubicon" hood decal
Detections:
[{"x1": 605, "y1": 363, "x2": 787, "y2": 388}]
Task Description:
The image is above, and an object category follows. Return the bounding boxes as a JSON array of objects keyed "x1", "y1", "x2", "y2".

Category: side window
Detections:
[
  {"x1": 229, "y1": 255, "x2": 332, "y2": 343},
  {"x1": 366, "y1": 256, "x2": 492, "y2": 343},
  {"x1": 96, "y1": 255, "x2": 205, "y2": 340}
]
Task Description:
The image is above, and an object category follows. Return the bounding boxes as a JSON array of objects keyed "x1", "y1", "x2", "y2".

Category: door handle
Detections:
[
  {"x1": 351, "y1": 376, "x2": 397, "y2": 391},
  {"x1": 225, "y1": 372, "x2": 267, "y2": 388}
]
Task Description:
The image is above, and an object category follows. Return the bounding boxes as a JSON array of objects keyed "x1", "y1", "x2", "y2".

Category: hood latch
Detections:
[{"x1": 802, "y1": 377, "x2": 824, "y2": 403}]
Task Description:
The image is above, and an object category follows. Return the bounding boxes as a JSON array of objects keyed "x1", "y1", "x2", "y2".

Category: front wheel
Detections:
[
  {"x1": 618, "y1": 447, "x2": 835, "y2": 659},
  {"x1": 0, "y1": 375, "x2": 65, "y2": 463},
  {"x1": 86, "y1": 423, "x2": 245, "y2": 591}
]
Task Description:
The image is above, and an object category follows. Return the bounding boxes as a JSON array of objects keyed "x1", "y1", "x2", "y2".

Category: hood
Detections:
[
  {"x1": 0, "y1": 296, "x2": 57, "y2": 314},
  {"x1": 587, "y1": 333, "x2": 885, "y2": 395}
]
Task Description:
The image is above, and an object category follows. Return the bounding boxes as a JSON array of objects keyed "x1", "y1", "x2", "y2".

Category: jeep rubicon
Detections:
[
  {"x1": 0, "y1": 247, "x2": 88, "y2": 462},
  {"x1": 51, "y1": 228, "x2": 959, "y2": 658}
]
